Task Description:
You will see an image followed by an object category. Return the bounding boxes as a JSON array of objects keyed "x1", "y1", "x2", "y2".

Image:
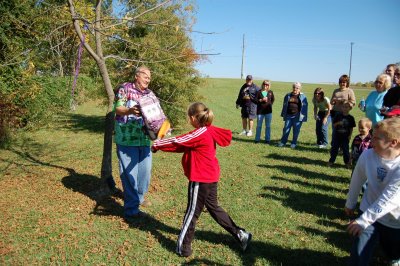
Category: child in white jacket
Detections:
[{"x1": 345, "y1": 117, "x2": 400, "y2": 265}]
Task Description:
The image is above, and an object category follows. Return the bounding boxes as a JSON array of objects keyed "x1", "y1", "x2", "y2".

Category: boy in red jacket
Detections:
[{"x1": 152, "y1": 102, "x2": 252, "y2": 257}]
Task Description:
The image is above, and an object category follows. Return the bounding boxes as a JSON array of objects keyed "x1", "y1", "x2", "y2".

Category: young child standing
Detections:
[
  {"x1": 328, "y1": 101, "x2": 356, "y2": 168},
  {"x1": 151, "y1": 102, "x2": 252, "y2": 257},
  {"x1": 350, "y1": 118, "x2": 372, "y2": 167},
  {"x1": 345, "y1": 117, "x2": 400, "y2": 265}
]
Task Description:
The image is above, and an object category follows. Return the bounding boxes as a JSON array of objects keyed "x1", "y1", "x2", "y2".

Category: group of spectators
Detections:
[
  {"x1": 235, "y1": 66, "x2": 400, "y2": 265},
  {"x1": 235, "y1": 65, "x2": 400, "y2": 153}
]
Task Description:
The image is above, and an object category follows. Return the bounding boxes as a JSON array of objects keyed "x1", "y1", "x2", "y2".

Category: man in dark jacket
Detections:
[{"x1": 235, "y1": 75, "x2": 259, "y2": 136}]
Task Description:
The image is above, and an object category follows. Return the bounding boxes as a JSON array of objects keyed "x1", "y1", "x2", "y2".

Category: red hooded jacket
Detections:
[{"x1": 152, "y1": 125, "x2": 232, "y2": 183}]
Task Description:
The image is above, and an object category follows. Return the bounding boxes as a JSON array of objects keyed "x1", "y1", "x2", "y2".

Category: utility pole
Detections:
[
  {"x1": 241, "y1": 34, "x2": 245, "y2": 79},
  {"x1": 349, "y1": 42, "x2": 354, "y2": 80}
]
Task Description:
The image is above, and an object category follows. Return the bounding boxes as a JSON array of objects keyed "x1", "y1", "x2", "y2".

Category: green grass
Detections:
[{"x1": 0, "y1": 78, "x2": 374, "y2": 265}]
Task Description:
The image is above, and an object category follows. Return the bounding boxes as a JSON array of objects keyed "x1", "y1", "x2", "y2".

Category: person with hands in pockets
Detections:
[{"x1": 235, "y1": 74, "x2": 259, "y2": 137}]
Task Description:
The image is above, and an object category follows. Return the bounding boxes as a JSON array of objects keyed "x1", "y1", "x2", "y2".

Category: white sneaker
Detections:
[
  {"x1": 237, "y1": 229, "x2": 252, "y2": 251},
  {"x1": 246, "y1": 130, "x2": 253, "y2": 137},
  {"x1": 318, "y1": 144, "x2": 327, "y2": 149},
  {"x1": 391, "y1": 259, "x2": 400, "y2": 266},
  {"x1": 239, "y1": 130, "x2": 247, "y2": 135},
  {"x1": 277, "y1": 142, "x2": 285, "y2": 147},
  {"x1": 290, "y1": 144, "x2": 296, "y2": 149}
]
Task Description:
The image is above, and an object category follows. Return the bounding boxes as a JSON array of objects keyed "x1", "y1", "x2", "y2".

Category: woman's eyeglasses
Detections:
[{"x1": 314, "y1": 92, "x2": 321, "y2": 95}]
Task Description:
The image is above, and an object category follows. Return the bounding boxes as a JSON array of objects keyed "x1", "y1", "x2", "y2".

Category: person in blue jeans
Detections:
[
  {"x1": 254, "y1": 80, "x2": 275, "y2": 144},
  {"x1": 312, "y1": 87, "x2": 331, "y2": 148},
  {"x1": 277, "y1": 82, "x2": 308, "y2": 149},
  {"x1": 114, "y1": 66, "x2": 155, "y2": 220}
]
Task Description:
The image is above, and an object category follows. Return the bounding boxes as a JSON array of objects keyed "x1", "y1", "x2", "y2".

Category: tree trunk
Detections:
[
  {"x1": 97, "y1": 60, "x2": 116, "y2": 189},
  {"x1": 101, "y1": 110, "x2": 115, "y2": 189}
]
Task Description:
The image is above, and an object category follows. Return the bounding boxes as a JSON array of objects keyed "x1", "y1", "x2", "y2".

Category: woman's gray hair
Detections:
[
  {"x1": 293, "y1": 82, "x2": 302, "y2": 89},
  {"x1": 135, "y1": 66, "x2": 150, "y2": 76}
]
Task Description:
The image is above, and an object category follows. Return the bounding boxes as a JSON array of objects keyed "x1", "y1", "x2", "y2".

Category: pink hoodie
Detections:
[{"x1": 152, "y1": 125, "x2": 232, "y2": 183}]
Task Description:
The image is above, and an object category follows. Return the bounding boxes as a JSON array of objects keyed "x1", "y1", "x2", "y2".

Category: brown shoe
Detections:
[{"x1": 141, "y1": 199, "x2": 152, "y2": 207}]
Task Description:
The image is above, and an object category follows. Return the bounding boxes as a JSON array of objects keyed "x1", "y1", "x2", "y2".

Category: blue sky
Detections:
[{"x1": 190, "y1": 0, "x2": 400, "y2": 83}]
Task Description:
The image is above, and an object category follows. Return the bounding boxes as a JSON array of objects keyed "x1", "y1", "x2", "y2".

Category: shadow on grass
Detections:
[
  {"x1": 186, "y1": 230, "x2": 346, "y2": 265},
  {"x1": 266, "y1": 152, "x2": 352, "y2": 170},
  {"x1": 61, "y1": 173, "x2": 124, "y2": 217},
  {"x1": 266, "y1": 152, "x2": 328, "y2": 166},
  {"x1": 240, "y1": 239, "x2": 347, "y2": 265},
  {"x1": 300, "y1": 225, "x2": 351, "y2": 253},
  {"x1": 270, "y1": 175, "x2": 345, "y2": 193},
  {"x1": 287, "y1": 144, "x2": 332, "y2": 154},
  {"x1": 258, "y1": 163, "x2": 350, "y2": 184},
  {"x1": 61, "y1": 113, "x2": 105, "y2": 133},
  {"x1": 232, "y1": 136, "x2": 256, "y2": 144},
  {"x1": 260, "y1": 185, "x2": 343, "y2": 219}
]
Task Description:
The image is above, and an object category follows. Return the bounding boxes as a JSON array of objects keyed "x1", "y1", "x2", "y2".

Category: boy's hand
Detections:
[
  {"x1": 347, "y1": 220, "x2": 363, "y2": 237},
  {"x1": 344, "y1": 207, "x2": 355, "y2": 217}
]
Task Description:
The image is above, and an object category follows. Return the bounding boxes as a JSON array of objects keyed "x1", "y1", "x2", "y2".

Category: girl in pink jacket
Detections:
[{"x1": 152, "y1": 102, "x2": 251, "y2": 257}]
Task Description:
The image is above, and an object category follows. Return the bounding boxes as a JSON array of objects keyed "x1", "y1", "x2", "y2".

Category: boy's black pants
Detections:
[
  {"x1": 176, "y1": 181, "x2": 241, "y2": 256},
  {"x1": 330, "y1": 131, "x2": 350, "y2": 164}
]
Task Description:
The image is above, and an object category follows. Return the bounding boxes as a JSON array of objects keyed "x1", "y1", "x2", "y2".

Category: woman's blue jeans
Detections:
[
  {"x1": 316, "y1": 111, "x2": 330, "y2": 145},
  {"x1": 280, "y1": 114, "x2": 303, "y2": 145},
  {"x1": 116, "y1": 144, "x2": 152, "y2": 217},
  {"x1": 255, "y1": 113, "x2": 272, "y2": 142}
]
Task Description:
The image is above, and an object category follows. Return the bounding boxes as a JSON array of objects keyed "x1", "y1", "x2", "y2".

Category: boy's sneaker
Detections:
[
  {"x1": 246, "y1": 130, "x2": 253, "y2": 137},
  {"x1": 239, "y1": 130, "x2": 247, "y2": 135},
  {"x1": 290, "y1": 144, "x2": 296, "y2": 149},
  {"x1": 318, "y1": 144, "x2": 327, "y2": 149},
  {"x1": 237, "y1": 229, "x2": 252, "y2": 251},
  {"x1": 390, "y1": 259, "x2": 400, "y2": 266},
  {"x1": 277, "y1": 142, "x2": 285, "y2": 147}
]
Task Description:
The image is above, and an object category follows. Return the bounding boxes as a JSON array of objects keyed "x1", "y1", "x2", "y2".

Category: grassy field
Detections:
[{"x1": 0, "y1": 78, "x2": 374, "y2": 265}]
